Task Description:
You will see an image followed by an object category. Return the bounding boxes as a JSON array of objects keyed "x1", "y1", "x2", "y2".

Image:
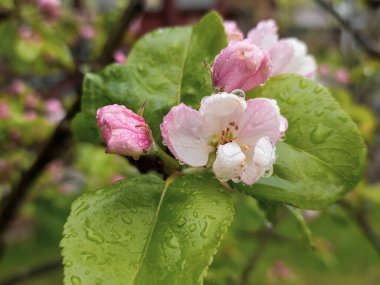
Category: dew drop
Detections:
[
  {"x1": 189, "y1": 223, "x2": 197, "y2": 232},
  {"x1": 310, "y1": 124, "x2": 333, "y2": 144},
  {"x1": 299, "y1": 78, "x2": 308, "y2": 89},
  {"x1": 314, "y1": 110, "x2": 323, "y2": 117},
  {"x1": 71, "y1": 276, "x2": 81, "y2": 285},
  {"x1": 122, "y1": 212, "x2": 133, "y2": 224},
  {"x1": 75, "y1": 202, "x2": 89, "y2": 217},
  {"x1": 200, "y1": 221, "x2": 209, "y2": 238},
  {"x1": 286, "y1": 96, "x2": 297, "y2": 105},
  {"x1": 231, "y1": 89, "x2": 246, "y2": 99},
  {"x1": 193, "y1": 211, "x2": 199, "y2": 218},
  {"x1": 314, "y1": 86, "x2": 323, "y2": 94},
  {"x1": 130, "y1": 207, "x2": 137, "y2": 213},
  {"x1": 177, "y1": 217, "x2": 187, "y2": 227},
  {"x1": 65, "y1": 260, "x2": 73, "y2": 267},
  {"x1": 84, "y1": 219, "x2": 104, "y2": 244}
]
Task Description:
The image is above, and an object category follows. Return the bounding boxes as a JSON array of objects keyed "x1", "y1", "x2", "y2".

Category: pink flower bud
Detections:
[
  {"x1": 212, "y1": 40, "x2": 271, "y2": 92},
  {"x1": 45, "y1": 98, "x2": 65, "y2": 123},
  {"x1": 223, "y1": 21, "x2": 244, "y2": 43},
  {"x1": 96, "y1": 104, "x2": 152, "y2": 159}
]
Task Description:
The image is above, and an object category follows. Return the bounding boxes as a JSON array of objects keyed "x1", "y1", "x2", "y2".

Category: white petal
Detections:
[
  {"x1": 240, "y1": 137, "x2": 276, "y2": 185},
  {"x1": 160, "y1": 104, "x2": 213, "y2": 167},
  {"x1": 247, "y1": 19, "x2": 279, "y2": 51},
  {"x1": 213, "y1": 142, "x2": 246, "y2": 182},
  {"x1": 253, "y1": 137, "x2": 276, "y2": 169},
  {"x1": 199, "y1": 92, "x2": 247, "y2": 136}
]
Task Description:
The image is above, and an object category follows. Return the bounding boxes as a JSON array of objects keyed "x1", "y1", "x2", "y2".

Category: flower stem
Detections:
[{"x1": 154, "y1": 144, "x2": 181, "y2": 174}]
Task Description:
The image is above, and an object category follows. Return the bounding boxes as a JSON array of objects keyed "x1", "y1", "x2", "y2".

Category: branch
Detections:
[
  {"x1": 0, "y1": 259, "x2": 61, "y2": 285},
  {"x1": 314, "y1": 0, "x2": 380, "y2": 59},
  {"x1": 338, "y1": 200, "x2": 380, "y2": 258},
  {"x1": 0, "y1": 0, "x2": 145, "y2": 253}
]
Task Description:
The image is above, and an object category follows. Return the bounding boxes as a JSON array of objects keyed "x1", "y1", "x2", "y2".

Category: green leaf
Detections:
[
  {"x1": 236, "y1": 75, "x2": 366, "y2": 209},
  {"x1": 73, "y1": 11, "x2": 227, "y2": 143},
  {"x1": 61, "y1": 173, "x2": 234, "y2": 285}
]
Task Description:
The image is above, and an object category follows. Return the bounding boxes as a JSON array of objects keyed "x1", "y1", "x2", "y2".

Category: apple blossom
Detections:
[
  {"x1": 212, "y1": 40, "x2": 272, "y2": 93},
  {"x1": 247, "y1": 19, "x2": 316, "y2": 78},
  {"x1": 223, "y1": 21, "x2": 244, "y2": 43},
  {"x1": 0, "y1": 102, "x2": 11, "y2": 119},
  {"x1": 160, "y1": 92, "x2": 287, "y2": 185},
  {"x1": 96, "y1": 104, "x2": 152, "y2": 159},
  {"x1": 45, "y1": 98, "x2": 65, "y2": 123}
]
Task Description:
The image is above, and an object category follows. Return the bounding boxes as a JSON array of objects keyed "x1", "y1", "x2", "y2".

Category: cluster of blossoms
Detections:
[{"x1": 96, "y1": 19, "x2": 317, "y2": 185}]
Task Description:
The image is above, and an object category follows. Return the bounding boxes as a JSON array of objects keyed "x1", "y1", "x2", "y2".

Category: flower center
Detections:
[{"x1": 219, "y1": 121, "x2": 239, "y2": 145}]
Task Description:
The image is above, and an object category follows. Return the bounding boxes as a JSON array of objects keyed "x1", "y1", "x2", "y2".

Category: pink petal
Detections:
[
  {"x1": 236, "y1": 98, "x2": 282, "y2": 145},
  {"x1": 199, "y1": 92, "x2": 247, "y2": 136},
  {"x1": 223, "y1": 21, "x2": 244, "y2": 43},
  {"x1": 247, "y1": 19, "x2": 279, "y2": 50},
  {"x1": 160, "y1": 104, "x2": 212, "y2": 167}
]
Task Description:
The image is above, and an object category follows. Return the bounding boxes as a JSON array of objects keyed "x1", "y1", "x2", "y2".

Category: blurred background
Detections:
[{"x1": 0, "y1": 0, "x2": 380, "y2": 284}]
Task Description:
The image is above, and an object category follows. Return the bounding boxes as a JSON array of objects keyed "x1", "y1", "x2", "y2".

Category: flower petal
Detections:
[
  {"x1": 247, "y1": 19, "x2": 279, "y2": 51},
  {"x1": 237, "y1": 98, "x2": 282, "y2": 145},
  {"x1": 199, "y1": 92, "x2": 247, "y2": 136},
  {"x1": 160, "y1": 103, "x2": 212, "y2": 167},
  {"x1": 270, "y1": 38, "x2": 317, "y2": 78},
  {"x1": 213, "y1": 142, "x2": 246, "y2": 182},
  {"x1": 240, "y1": 137, "x2": 276, "y2": 185}
]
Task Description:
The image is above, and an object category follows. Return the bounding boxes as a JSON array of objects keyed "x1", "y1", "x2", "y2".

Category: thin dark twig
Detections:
[
  {"x1": 314, "y1": 0, "x2": 380, "y2": 59},
  {"x1": 0, "y1": 259, "x2": 61, "y2": 285},
  {"x1": 338, "y1": 200, "x2": 380, "y2": 258},
  {"x1": 237, "y1": 238, "x2": 270, "y2": 285},
  {"x1": 0, "y1": 0, "x2": 145, "y2": 255}
]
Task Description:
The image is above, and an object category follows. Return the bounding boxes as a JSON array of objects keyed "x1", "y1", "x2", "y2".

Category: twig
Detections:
[
  {"x1": 0, "y1": 0, "x2": 145, "y2": 255},
  {"x1": 314, "y1": 0, "x2": 380, "y2": 59},
  {"x1": 0, "y1": 259, "x2": 61, "y2": 285},
  {"x1": 235, "y1": 233, "x2": 271, "y2": 285},
  {"x1": 338, "y1": 200, "x2": 380, "y2": 258}
]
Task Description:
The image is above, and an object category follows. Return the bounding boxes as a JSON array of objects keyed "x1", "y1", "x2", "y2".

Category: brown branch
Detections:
[
  {"x1": 0, "y1": 259, "x2": 61, "y2": 285},
  {"x1": 338, "y1": 200, "x2": 380, "y2": 258},
  {"x1": 314, "y1": 0, "x2": 380, "y2": 59},
  {"x1": 0, "y1": 0, "x2": 145, "y2": 255}
]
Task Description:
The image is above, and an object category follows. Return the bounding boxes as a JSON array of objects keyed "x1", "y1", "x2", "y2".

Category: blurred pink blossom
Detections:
[
  {"x1": 111, "y1": 175, "x2": 126, "y2": 183},
  {"x1": 25, "y1": 94, "x2": 39, "y2": 109},
  {"x1": 8, "y1": 79, "x2": 26, "y2": 95},
  {"x1": 37, "y1": 0, "x2": 61, "y2": 19},
  {"x1": 0, "y1": 102, "x2": 11, "y2": 119},
  {"x1": 336, "y1": 68, "x2": 351, "y2": 84},
  {"x1": 223, "y1": 21, "x2": 244, "y2": 43},
  {"x1": 319, "y1": 64, "x2": 331, "y2": 76},
  {"x1": 80, "y1": 25, "x2": 96, "y2": 40},
  {"x1": 45, "y1": 98, "x2": 65, "y2": 123},
  {"x1": 24, "y1": 111, "x2": 38, "y2": 121},
  {"x1": 113, "y1": 50, "x2": 126, "y2": 64}
]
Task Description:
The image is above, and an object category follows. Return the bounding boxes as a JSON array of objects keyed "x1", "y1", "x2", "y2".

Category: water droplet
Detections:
[
  {"x1": 189, "y1": 223, "x2": 197, "y2": 232},
  {"x1": 200, "y1": 221, "x2": 208, "y2": 238},
  {"x1": 310, "y1": 124, "x2": 333, "y2": 144},
  {"x1": 337, "y1": 115, "x2": 348, "y2": 123},
  {"x1": 65, "y1": 260, "x2": 73, "y2": 267},
  {"x1": 299, "y1": 78, "x2": 308, "y2": 89},
  {"x1": 75, "y1": 202, "x2": 89, "y2": 216},
  {"x1": 193, "y1": 211, "x2": 199, "y2": 218},
  {"x1": 130, "y1": 207, "x2": 137, "y2": 213},
  {"x1": 71, "y1": 276, "x2": 81, "y2": 285},
  {"x1": 122, "y1": 212, "x2": 133, "y2": 224},
  {"x1": 314, "y1": 110, "x2": 323, "y2": 117},
  {"x1": 231, "y1": 89, "x2": 246, "y2": 99},
  {"x1": 177, "y1": 217, "x2": 187, "y2": 227},
  {"x1": 287, "y1": 96, "x2": 297, "y2": 105},
  {"x1": 84, "y1": 219, "x2": 104, "y2": 244},
  {"x1": 314, "y1": 86, "x2": 323, "y2": 94}
]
